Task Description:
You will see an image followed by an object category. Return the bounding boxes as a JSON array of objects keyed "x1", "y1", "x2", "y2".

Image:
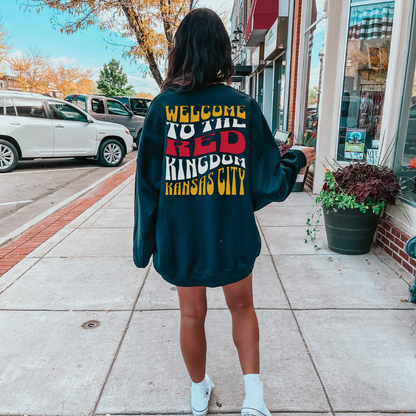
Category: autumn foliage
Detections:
[
  {"x1": 0, "y1": 17, "x2": 12, "y2": 77},
  {"x1": 137, "y1": 92, "x2": 153, "y2": 99},
  {"x1": 53, "y1": 65, "x2": 94, "y2": 97},
  {"x1": 7, "y1": 47, "x2": 93, "y2": 96},
  {"x1": 8, "y1": 47, "x2": 54, "y2": 94}
]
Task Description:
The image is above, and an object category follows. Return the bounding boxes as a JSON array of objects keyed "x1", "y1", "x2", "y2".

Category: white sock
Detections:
[
  {"x1": 244, "y1": 374, "x2": 263, "y2": 402},
  {"x1": 243, "y1": 374, "x2": 271, "y2": 416},
  {"x1": 244, "y1": 373, "x2": 260, "y2": 385},
  {"x1": 192, "y1": 375, "x2": 207, "y2": 390}
]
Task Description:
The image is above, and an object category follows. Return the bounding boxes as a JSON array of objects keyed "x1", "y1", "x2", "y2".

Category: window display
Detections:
[{"x1": 336, "y1": 1, "x2": 394, "y2": 161}]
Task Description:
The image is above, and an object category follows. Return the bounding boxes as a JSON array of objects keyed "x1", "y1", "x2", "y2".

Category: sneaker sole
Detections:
[
  {"x1": 241, "y1": 408, "x2": 270, "y2": 416},
  {"x1": 192, "y1": 405, "x2": 209, "y2": 416}
]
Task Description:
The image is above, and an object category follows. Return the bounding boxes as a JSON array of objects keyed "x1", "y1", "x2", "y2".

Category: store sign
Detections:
[
  {"x1": 264, "y1": 19, "x2": 278, "y2": 59},
  {"x1": 345, "y1": 128, "x2": 366, "y2": 160},
  {"x1": 264, "y1": 17, "x2": 288, "y2": 60},
  {"x1": 367, "y1": 149, "x2": 378, "y2": 165}
]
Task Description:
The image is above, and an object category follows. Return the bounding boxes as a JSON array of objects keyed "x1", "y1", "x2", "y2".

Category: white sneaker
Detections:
[
  {"x1": 191, "y1": 374, "x2": 214, "y2": 416},
  {"x1": 241, "y1": 381, "x2": 271, "y2": 416}
]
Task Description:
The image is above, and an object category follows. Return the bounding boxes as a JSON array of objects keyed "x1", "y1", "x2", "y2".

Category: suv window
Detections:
[
  {"x1": 107, "y1": 100, "x2": 130, "y2": 116},
  {"x1": 130, "y1": 99, "x2": 147, "y2": 110},
  {"x1": 91, "y1": 98, "x2": 105, "y2": 114},
  {"x1": 48, "y1": 101, "x2": 88, "y2": 122},
  {"x1": 5, "y1": 97, "x2": 16, "y2": 116},
  {"x1": 13, "y1": 98, "x2": 46, "y2": 118},
  {"x1": 0, "y1": 97, "x2": 3, "y2": 115}
]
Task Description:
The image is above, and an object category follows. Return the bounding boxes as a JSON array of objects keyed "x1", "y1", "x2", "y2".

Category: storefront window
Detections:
[
  {"x1": 300, "y1": 16, "x2": 326, "y2": 147},
  {"x1": 336, "y1": 1, "x2": 394, "y2": 162},
  {"x1": 272, "y1": 55, "x2": 286, "y2": 131}
]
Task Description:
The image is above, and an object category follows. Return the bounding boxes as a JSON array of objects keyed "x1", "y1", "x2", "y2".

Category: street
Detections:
[{"x1": 0, "y1": 149, "x2": 137, "y2": 241}]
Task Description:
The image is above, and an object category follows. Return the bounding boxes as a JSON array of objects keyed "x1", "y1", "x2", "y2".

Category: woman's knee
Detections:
[
  {"x1": 180, "y1": 305, "x2": 207, "y2": 323},
  {"x1": 227, "y1": 298, "x2": 255, "y2": 316},
  {"x1": 223, "y1": 273, "x2": 254, "y2": 314},
  {"x1": 177, "y1": 286, "x2": 207, "y2": 322}
]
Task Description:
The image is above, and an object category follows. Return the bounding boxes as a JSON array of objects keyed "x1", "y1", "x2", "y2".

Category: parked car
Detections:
[
  {"x1": 113, "y1": 96, "x2": 152, "y2": 117},
  {"x1": 0, "y1": 91, "x2": 134, "y2": 173},
  {"x1": 65, "y1": 94, "x2": 145, "y2": 142}
]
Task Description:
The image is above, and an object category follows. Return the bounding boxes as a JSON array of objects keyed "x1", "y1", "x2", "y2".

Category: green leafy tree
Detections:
[{"x1": 97, "y1": 59, "x2": 136, "y2": 97}]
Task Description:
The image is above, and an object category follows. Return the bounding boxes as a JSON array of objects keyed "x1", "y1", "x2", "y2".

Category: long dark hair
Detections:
[{"x1": 162, "y1": 8, "x2": 234, "y2": 92}]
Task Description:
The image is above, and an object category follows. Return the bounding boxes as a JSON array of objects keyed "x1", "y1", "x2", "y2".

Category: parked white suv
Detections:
[{"x1": 0, "y1": 91, "x2": 134, "y2": 173}]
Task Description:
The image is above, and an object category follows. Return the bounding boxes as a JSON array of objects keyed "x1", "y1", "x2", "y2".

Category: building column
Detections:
[
  {"x1": 287, "y1": 0, "x2": 303, "y2": 136},
  {"x1": 312, "y1": 0, "x2": 349, "y2": 194}
]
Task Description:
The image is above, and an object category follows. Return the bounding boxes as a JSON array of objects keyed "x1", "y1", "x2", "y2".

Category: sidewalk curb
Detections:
[
  {"x1": 0, "y1": 160, "x2": 137, "y2": 278},
  {"x1": 0, "y1": 159, "x2": 136, "y2": 248}
]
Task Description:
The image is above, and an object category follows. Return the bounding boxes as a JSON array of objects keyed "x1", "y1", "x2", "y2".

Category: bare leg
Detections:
[
  {"x1": 177, "y1": 286, "x2": 208, "y2": 383},
  {"x1": 222, "y1": 273, "x2": 260, "y2": 374}
]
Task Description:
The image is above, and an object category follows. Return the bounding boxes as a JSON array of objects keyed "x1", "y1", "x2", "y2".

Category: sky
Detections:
[{"x1": 3, "y1": 0, "x2": 235, "y2": 96}]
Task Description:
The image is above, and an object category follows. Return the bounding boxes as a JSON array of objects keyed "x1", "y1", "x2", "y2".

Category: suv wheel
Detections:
[
  {"x1": 0, "y1": 140, "x2": 19, "y2": 173},
  {"x1": 99, "y1": 139, "x2": 125, "y2": 167}
]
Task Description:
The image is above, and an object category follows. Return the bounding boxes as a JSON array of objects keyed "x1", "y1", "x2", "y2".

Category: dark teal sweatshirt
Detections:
[{"x1": 133, "y1": 84, "x2": 306, "y2": 287}]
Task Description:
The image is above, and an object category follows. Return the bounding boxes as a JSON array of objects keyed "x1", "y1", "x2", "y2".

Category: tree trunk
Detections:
[
  {"x1": 118, "y1": 0, "x2": 164, "y2": 87},
  {"x1": 160, "y1": 0, "x2": 174, "y2": 56}
]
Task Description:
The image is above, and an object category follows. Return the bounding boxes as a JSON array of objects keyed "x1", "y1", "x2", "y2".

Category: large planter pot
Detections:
[{"x1": 323, "y1": 206, "x2": 381, "y2": 255}]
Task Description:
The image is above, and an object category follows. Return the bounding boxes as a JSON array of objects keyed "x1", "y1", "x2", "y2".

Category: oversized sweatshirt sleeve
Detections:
[
  {"x1": 249, "y1": 99, "x2": 307, "y2": 211},
  {"x1": 133, "y1": 99, "x2": 165, "y2": 268}
]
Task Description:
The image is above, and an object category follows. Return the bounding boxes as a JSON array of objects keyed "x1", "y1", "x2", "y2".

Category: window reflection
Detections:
[
  {"x1": 307, "y1": 0, "x2": 326, "y2": 28},
  {"x1": 393, "y1": 52, "x2": 416, "y2": 202},
  {"x1": 336, "y1": 2, "x2": 394, "y2": 162},
  {"x1": 301, "y1": 18, "x2": 326, "y2": 147}
]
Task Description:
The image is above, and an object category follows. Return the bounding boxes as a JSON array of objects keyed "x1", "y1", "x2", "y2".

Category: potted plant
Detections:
[{"x1": 306, "y1": 161, "x2": 401, "y2": 254}]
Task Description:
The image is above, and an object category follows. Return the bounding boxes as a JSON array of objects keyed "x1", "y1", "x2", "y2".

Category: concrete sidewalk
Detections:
[{"x1": 0, "y1": 173, "x2": 415, "y2": 416}]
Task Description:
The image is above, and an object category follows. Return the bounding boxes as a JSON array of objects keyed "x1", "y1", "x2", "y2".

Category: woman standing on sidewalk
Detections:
[{"x1": 133, "y1": 8, "x2": 315, "y2": 416}]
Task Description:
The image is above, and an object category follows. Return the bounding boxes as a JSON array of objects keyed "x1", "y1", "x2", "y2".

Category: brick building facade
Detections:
[
  {"x1": 0, "y1": 75, "x2": 22, "y2": 91},
  {"x1": 230, "y1": 0, "x2": 416, "y2": 277}
]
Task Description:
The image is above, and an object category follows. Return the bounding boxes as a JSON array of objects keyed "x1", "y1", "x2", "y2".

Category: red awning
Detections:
[{"x1": 245, "y1": 0, "x2": 279, "y2": 47}]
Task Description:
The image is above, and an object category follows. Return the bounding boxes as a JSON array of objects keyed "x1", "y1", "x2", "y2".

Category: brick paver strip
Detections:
[{"x1": 0, "y1": 162, "x2": 136, "y2": 278}]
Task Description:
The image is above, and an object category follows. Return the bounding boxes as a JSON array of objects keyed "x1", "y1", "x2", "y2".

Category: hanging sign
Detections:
[{"x1": 264, "y1": 19, "x2": 278, "y2": 59}]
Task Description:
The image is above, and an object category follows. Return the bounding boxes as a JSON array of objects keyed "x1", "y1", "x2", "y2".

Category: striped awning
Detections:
[{"x1": 348, "y1": 4, "x2": 394, "y2": 40}]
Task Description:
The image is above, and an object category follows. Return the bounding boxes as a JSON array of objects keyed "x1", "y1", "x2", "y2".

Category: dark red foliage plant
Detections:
[{"x1": 322, "y1": 163, "x2": 401, "y2": 205}]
